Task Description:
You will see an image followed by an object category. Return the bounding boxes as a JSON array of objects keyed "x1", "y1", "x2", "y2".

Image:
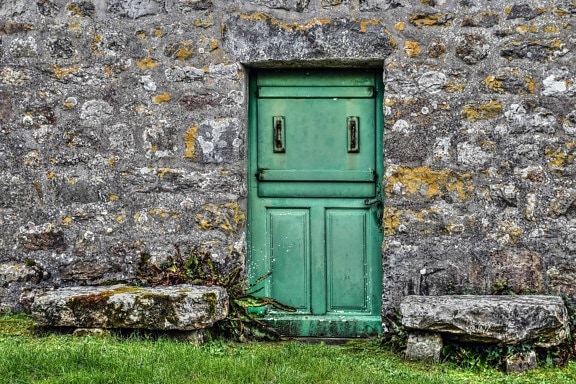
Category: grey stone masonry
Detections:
[
  {"x1": 0, "y1": 0, "x2": 575, "y2": 336},
  {"x1": 400, "y1": 295, "x2": 570, "y2": 348},
  {"x1": 31, "y1": 284, "x2": 228, "y2": 331}
]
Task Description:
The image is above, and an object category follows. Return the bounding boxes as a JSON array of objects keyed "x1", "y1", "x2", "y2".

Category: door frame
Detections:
[{"x1": 246, "y1": 68, "x2": 385, "y2": 336}]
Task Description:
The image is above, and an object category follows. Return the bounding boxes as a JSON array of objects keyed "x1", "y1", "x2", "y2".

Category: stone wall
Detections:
[{"x1": 0, "y1": 0, "x2": 575, "y2": 323}]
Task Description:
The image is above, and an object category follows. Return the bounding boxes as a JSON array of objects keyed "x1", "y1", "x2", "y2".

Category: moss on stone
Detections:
[{"x1": 204, "y1": 292, "x2": 218, "y2": 318}]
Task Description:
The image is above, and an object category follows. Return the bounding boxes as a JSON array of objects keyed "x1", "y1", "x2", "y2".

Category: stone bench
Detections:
[
  {"x1": 399, "y1": 295, "x2": 570, "y2": 368},
  {"x1": 31, "y1": 284, "x2": 228, "y2": 342}
]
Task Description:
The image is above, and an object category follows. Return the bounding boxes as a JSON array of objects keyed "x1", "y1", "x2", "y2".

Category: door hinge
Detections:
[{"x1": 255, "y1": 168, "x2": 266, "y2": 181}]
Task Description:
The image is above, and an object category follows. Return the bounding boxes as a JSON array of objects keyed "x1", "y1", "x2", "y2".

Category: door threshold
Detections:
[{"x1": 292, "y1": 337, "x2": 365, "y2": 345}]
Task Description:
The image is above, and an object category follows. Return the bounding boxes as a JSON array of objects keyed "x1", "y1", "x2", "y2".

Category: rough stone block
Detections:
[
  {"x1": 455, "y1": 34, "x2": 489, "y2": 64},
  {"x1": 489, "y1": 249, "x2": 543, "y2": 294},
  {"x1": 0, "y1": 262, "x2": 42, "y2": 285},
  {"x1": 108, "y1": 0, "x2": 164, "y2": 19},
  {"x1": 405, "y1": 332, "x2": 443, "y2": 362},
  {"x1": 359, "y1": 0, "x2": 402, "y2": 11},
  {"x1": 174, "y1": 0, "x2": 212, "y2": 12},
  {"x1": 0, "y1": 0, "x2": 26, "y2": 17},
  {"x1": 250, "y1": 0, "x2": 308, "y2": 12},
  {"x1": 400, "y1": 295, "x2": 569, "y2": 347},
  {"x1": 506, "y1": 351, "x2": 537, "y2": 373},
  {"x1": 31, "y1": 284, "x2": 228, "y2": 331},
  {"x1": 506, "y1": 4, "x2": 543, "y2": 21}
]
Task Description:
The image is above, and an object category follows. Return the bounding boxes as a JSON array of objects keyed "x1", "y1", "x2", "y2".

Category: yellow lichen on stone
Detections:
[
  {"x1": 168, "y1": 41, "x2": 195, "y2": 61},
  {"x1": 91, "y1": 48, "x2": 104, "y2": 57},
  {"x1": 403, "y1": 41, "x2": 421, "y2": 57},
  {"x1": 394, "y1": 22, "x2": 405, "y2": 31},
  {"x1": 515, "y1": 25, "x2": 538, "y2": 34},
  {"x1": 46, "y1": 171, "x2": 56, "y2": 179},
  {"x1": 239, "y1": 13, "x2": 332, "y2": 32},
  {"x1": 195, "y1": 18, "x2": 214, "y2": 28},
  {"x1": 484, "y1": 75, "x2": 504, "y2": 92},
  {"x1": 386, "y1": 166, "x2": 474, "y2": 200},
  {"x1": 197, "y1": 219, "x2": 212, "y2": 229},
  {"x1": 542, "y1": 25, "x2": 560, "y2": 33},
  {"x1": 462, "y1": 100, "x2": 503, "y2": 122},
  {"x1": 524, "y1": 77, "x2": 536, "y2": 93},
  {"x1": 359, "y1": 20, "x2": 380, "y2": 33},
  {"x1": 53, "y1": 65, "x2": 78, "y2": 79},
  {"x1": 148, "y1": 209, "x2": 168, "y2": 218},
  {"x1": 551, "y1": 39, "x2": 564, "y2": 48},
  {"x1": 154, "y1": 28, "x2": 163, "y2": 37},
  {"x1": 409, "y1": 13, "x2": 450, "y2": 28},
  {"x1": 137, "y1": 58, "x2": 158, "y2": 70},
  {"x1": 444, "y1": 80, "x2": 466, "y2": 93},
  {"x1": 109, "y1": 194, "x2": 119, "y2": 201},
  {"x1": 195, "y1": 202, "x2": 246, "y2": 233},
  {"x1": 184, "y1": 124, "x2": 199, "y2": 159},
  {"x1": 239, "y1": 12, "x2": 268, "y2": 22},
  {"x1": 545, "y1": 147, "x2": 574, "y2": 168},
  {"x1": 62, "y1": 216, "x2": 73, "y2": 227},
  {"x1": 176, "y1": 47, "x2": 194, "y2": 60},
  {"x1": 500, "y1": 221, "x2": 523, "y2": 243},
  {"x1": 157, "y1": 168, "x2": 173, "y2": 178},
  {"x1": 153, "y1": 92, "x2": 171, "y2": 104},
  {"x1": 67, "y1": 3, "x2": 85, "y2": 16},
  {"x1": 384, "y1": 207, "x2": 401, "y2": 236}
]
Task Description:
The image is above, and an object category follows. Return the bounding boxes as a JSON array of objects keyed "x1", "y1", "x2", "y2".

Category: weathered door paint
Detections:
[{"x1": 248, "y1": 70, "x2": 384, "y2": 337}]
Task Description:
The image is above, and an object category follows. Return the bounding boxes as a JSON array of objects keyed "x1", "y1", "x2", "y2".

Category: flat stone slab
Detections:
[
  {"x1": 400, "y1": 295, "x2": 569, "y2": 347},
  {"x1": 31, "y1": 284, "x2": 228, "y2": 331}
]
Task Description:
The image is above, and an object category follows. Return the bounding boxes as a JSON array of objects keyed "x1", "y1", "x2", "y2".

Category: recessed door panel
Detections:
[
  {"x1": 326, "y1": 209, "x2": 367, "y2": 312},
  {"x1": 268, "y1": 209, "x2": 310, "y2": 312},
  {"x1": 249, "y1": 69, "x2": 384, "y2": 337},
  {"x1": 257, "y1": 98, "x2": 375, "y2": 173}
]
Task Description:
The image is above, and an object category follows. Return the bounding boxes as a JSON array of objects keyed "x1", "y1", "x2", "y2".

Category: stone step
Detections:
[
  {"x1": 400, "y1": 295, "x2": 569, "y2": 348},
  {"x1": 31, "y1": 284, "x2": 228, "y2": 331}
]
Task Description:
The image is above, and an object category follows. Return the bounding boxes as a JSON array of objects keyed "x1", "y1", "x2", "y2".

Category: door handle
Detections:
[
  {"x1": 364, "y1": 198, "x2": 382, "y2": 206},
  {"x1": 273, "y1": 116, "x2": 285, "y2": 153},
  {"x1": 347, "y1": 116, "x2": 359, "y2": 153}
]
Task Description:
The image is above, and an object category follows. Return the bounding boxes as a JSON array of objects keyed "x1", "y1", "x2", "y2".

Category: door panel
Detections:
[
  {"x1": 257, "y1": 98, "x2": 375, "y2": 173},
  {"x1": 326, "y1": 209, "x2": 367, "y2": 312},
  {"x1": 248, "y1": 69, "x2": 383, "y2": 337},
  {"x1": 268, "y1": 209, "x2": 310, "y2": 312}
]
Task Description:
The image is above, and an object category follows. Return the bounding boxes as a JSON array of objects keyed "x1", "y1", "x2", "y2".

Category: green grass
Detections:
[{"x1": 2, "y1": 314, "x2": 576, "y2": 384}]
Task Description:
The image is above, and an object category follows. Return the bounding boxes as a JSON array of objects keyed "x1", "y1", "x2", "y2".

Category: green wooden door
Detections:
[{"x1": 248, "y1": 70, "x2": 383, "y2": 337}]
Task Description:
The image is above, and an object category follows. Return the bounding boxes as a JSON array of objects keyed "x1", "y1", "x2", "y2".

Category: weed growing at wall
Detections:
[
  {"x1": 379, "y1": 309, "x2": 408, "y2": 353},
  {"x1": 442, "y1": 343, "x2": 533, "y2": 371},
  {"x1": 137, "y1": 245, "x2": 294, "y2": 341}
]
